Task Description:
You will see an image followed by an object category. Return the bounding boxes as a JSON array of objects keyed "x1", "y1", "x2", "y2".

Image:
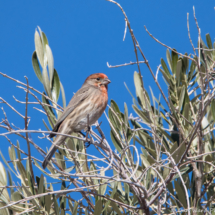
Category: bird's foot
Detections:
[{"x1": 79, "y1": 131, "x2": 92, "y2": 148}]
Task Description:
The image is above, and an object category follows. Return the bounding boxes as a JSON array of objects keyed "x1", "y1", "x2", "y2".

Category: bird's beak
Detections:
[{"x1": 102, "y1": 78, "x2": 111, "y2": 85}]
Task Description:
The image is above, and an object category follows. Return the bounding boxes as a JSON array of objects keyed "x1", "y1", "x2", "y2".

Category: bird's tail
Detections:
[
  {"x1": 42, "y1": 133, "x2": 68, "y2": 169},
  {"x1": 42, "y1": 120, "x2": 73, "y2": 169},
  {"x1": 42, "y1": 144, "x2": 58, "y2": 169}
]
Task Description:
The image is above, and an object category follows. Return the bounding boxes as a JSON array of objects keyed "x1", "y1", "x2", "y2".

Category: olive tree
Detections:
[{"x1": 0, "y1": 1, "x2": 215, "y2": 214}]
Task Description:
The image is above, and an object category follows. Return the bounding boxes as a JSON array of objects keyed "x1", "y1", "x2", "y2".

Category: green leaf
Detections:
[
  {"x1": 0, "y1": 151, "x2": 16, "y2": 175},
  {"x1": 178, "y1": 85, "x2": 185, "y2": 111},
  {"x1": 134, "y1": 71, "x2": 147, "y2": 108},
  {"x1": 111, "y1": 100, "x2": 122, "y2": 119},
  {"x1": 187, "y1": 60, "x2": 197, "y2": 83},
  {"x1": 211, "y1": 100, "x2": 215, "y2": 122},
  {"x1": 68, "y1": 198, "x2": 73, "y2": 212},
  {"x1": 32, "y1": 51, "x2": 42, "y2": 82},
  {"x1": 99, "y1": 183, "x2": 107, "y2": 196},
  {"x1": 182, "y1": 53, "x2": 189, "y2": 74},
  {"x1": 43, "y1": 119, "x2": 50, "y2": 131},
  {"x1": 166, "y1": 49, "x2": 172, "y2": 71},
  {"x1": 103, "y1": 182, "x2": 118, "y2": 212},
  {"x1": 0, "y1": 162, "x2": 7, "y2": 186},
  {"x1": 37, "y1": 26, "x2": 47, "y2": 55},
  {"x1": 206, "y1": 33, "x2": 213, "y2": 49},
  {"x1": 34, "y1": 29, "x2": 44, "y2": 67},
  {"x1": 163, "y1": 164, "x2": 170, "y2": 180},
  {"x1": 42, "y1": 32, "x2": 49, "y2": 47},
  {"x1": 90, "y1": 162, "x2": 98, "y2": 185},
  {"x1": 171, "y1": 49, "x2": 178, "y2": 74},
  {"x1": 0, "y1": 181, "x2": 10, "y2": 204},
  {"x1": 38, "y1": 174, "x2": 44, "y2": 194},
  {"x1": 169, "y1": 97, "x2": 178, "y2": 121},
  {"x1": 132, "y1": 105, "x2": 151, "y2": 123},
  {"x1": 94, "y1": 199, "x2": 103, "y2": 215},
  {"x1": 149, "y1": 87, "x2": 156, "y2": 114},
  {"x1": 8, "y1": 145, "x2": 17, "y2": 170},
  {"x1": 199, "y1": 38, "x2": 211, "y2": 66},
  {"x1": 45, "y1": 193, "x2": 51, "y2": 214},
  {"x1": 55, "y1": 152, "x2": 64, "y2": 169},
  {"x1": 42, "y1": 92, "x2": 56, "y2": 127},
  {"x1": 0, "y1": 203, "x2": 9, "y2": 215},
  {"x1": 189, "y1": 72, "x2": 198, "y2": 87},
  {"x1": 172, "y1": 166, "x2": 192, "y2": 180},
  {"x1": 46, "y1": 44, "x2": 54, "y2": 86},
  {"x1": 110, "y1": 129, "x2": 122, "y2": 152},
  {"x1": 9, "y1": 145, "x2": 16, "y2": 160},
  {"x1": 183, "y1": 103, "x2": 190, "y2": 128},
  {"x1": 26, "y1": 156, "x2": 30, "y2": 173},
  {"x1": 157, "y1": 127, "x2": 174, "y2": 143},
  {"x1": 110, "y1": 201, "x2": 122, "y2": 215},
  {"x1": 124, "y1": 82, "x2": 136, "y2": 100},
  {"x1": 159, "y1": 68, "x2": 173, "y2": 87},
  {"x1": 52, "y1": 69, "x2": 60, "y2": 102},
  {"x1": 11, "y1": 191, "x2": 23, "y2": 202},
  {"x1": 8, "y1": 171, "x2": 14, "y2": 195},
  {"x1": 174, "y1": 180, "x2": 187, "y2": 208},
  {"x1": 161, "y1": 58, "x2": 171, "y2": 77},
  {"x1": 60, "y1": 182, "x2": 66, "y2": 211},
  {"x1": 71, "y1": 200, "x2": 78, "y2": 215},
  {"x1": 205, "y1": 155, "x2": 213, "y2": 172},
  {"x1": 124, "y1": 102, "x2": 128, "y2": 134},
  {"x1": 22, "y1": 186, "x2": 40, "y2": 208},
  {"x1": 60, "y1": 82, "x2": 66, "y2": 108},
  {"x1": 176, "y1": 59, "x2": 182, "y2": 86},
  {"x1": 42, "y1": 67, "x2": 51, "y2": 98},
  {"x1": 170, "y1": 141, "x2": 186, "y2": 163},
  {"x1": 27, "y1": 171, "x2": 35, "y2": 195},
  {"x1": 213, "y1": 42, "x2": 215, "y2": 61},
  {"x1": 109, "y1": 101, "x2": 122, "y2": 132},
  {"x1": 16, "y1": 141, "x2": 21, "y2": 161},
  {"x1": 140, "y1": 154, "x2": 156, "y2": 175},
  {"x1": 53, "y1": 195, "x2": 59, "y2": 215},
  {"x1": 124, "y1": 183, "x2": 130, "y2": 202},
  {"x1": 17, "y1": 161, "x2": 27, "y2": 184},
  {"x1": 160, "y1": 111, "x2": 170, "y2": 125}
]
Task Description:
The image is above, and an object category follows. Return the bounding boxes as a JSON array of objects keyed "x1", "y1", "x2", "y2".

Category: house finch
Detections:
[{"x1": 42, "y1": 73, "x2": 111, "y2": 169}]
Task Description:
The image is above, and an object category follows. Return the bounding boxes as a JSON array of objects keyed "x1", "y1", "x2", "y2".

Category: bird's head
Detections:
[{"x1": 84, "y1": 73, "x2": 111, "y2": 89}]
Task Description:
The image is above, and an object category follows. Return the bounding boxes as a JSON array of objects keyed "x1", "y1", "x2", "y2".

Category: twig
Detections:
[
  {"x1": 107, "y1": 61, "x2": 145, "y2": 68},
  {"x1": 24, "y1": 77, "x2": 35, "y2": 186},
  {"x1": 144, "y1": 26, "x2": 195, "y2": 62},
  {"x1": 0, "y1": 71, "x2": 63, "y2": 110},
  {"x1": 0, "y1": 129, "x2": 86, "y2": 141},
  {"x1": 0, "y1": 97, "x2": 25, "y2": 119},
  {"x1": 167, "y1": 153, "x2": 190, "y2": 214},
  {"x1": 13, "y1": 95, "x2": 63, "y2": 112},
  {"x1": 187, "y1": 13, "x2": 196, "y2": 55}
]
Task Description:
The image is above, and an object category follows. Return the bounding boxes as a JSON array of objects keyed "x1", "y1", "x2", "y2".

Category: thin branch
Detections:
[
  {"x1": 24, "y1": 77, "x2": 35, "y2": 186},
  {"x1": 144, "y1": 25, "x2": 195, "y2": 62},
  {"x1": 107, "y1": 61, "x2": 145, "y2": 68},
  {"x1": 0, "y1": 71, "x2": 63, "y2": 110},
  {"x1": 0, "y1": 97, "x2": 25, "y2": 119},
  {"x1": 187, "y1": 13, "x2": 196, "y2": 55}
]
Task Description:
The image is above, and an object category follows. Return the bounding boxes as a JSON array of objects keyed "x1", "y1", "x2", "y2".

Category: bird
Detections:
[{"x1": 42, "y1": 73, "x2": 111, "y2": 169}]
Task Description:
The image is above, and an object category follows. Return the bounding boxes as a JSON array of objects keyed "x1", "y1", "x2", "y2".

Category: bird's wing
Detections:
[{"x1": 49, "y1": 84, "x2": 91, "y2": 138}]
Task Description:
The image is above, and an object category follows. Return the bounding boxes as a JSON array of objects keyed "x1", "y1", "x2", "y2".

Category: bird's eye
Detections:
[{"x1": 96, "y1": 77, "x2": 100, "y2": 81}]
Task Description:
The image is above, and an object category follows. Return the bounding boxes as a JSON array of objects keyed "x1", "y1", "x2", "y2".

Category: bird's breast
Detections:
[{"x1": 71, "y1": 89, "x2": 108, "y2": 131}]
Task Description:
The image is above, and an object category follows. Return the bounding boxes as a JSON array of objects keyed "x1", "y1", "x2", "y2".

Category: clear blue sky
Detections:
[{"x1": 0, "y1": 0, "x2": 215, "y2": 190}]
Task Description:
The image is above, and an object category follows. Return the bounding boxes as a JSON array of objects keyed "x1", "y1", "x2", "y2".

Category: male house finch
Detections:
[{"x1": 42, "y1": 73, "x2": 111, "y2": 169}]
